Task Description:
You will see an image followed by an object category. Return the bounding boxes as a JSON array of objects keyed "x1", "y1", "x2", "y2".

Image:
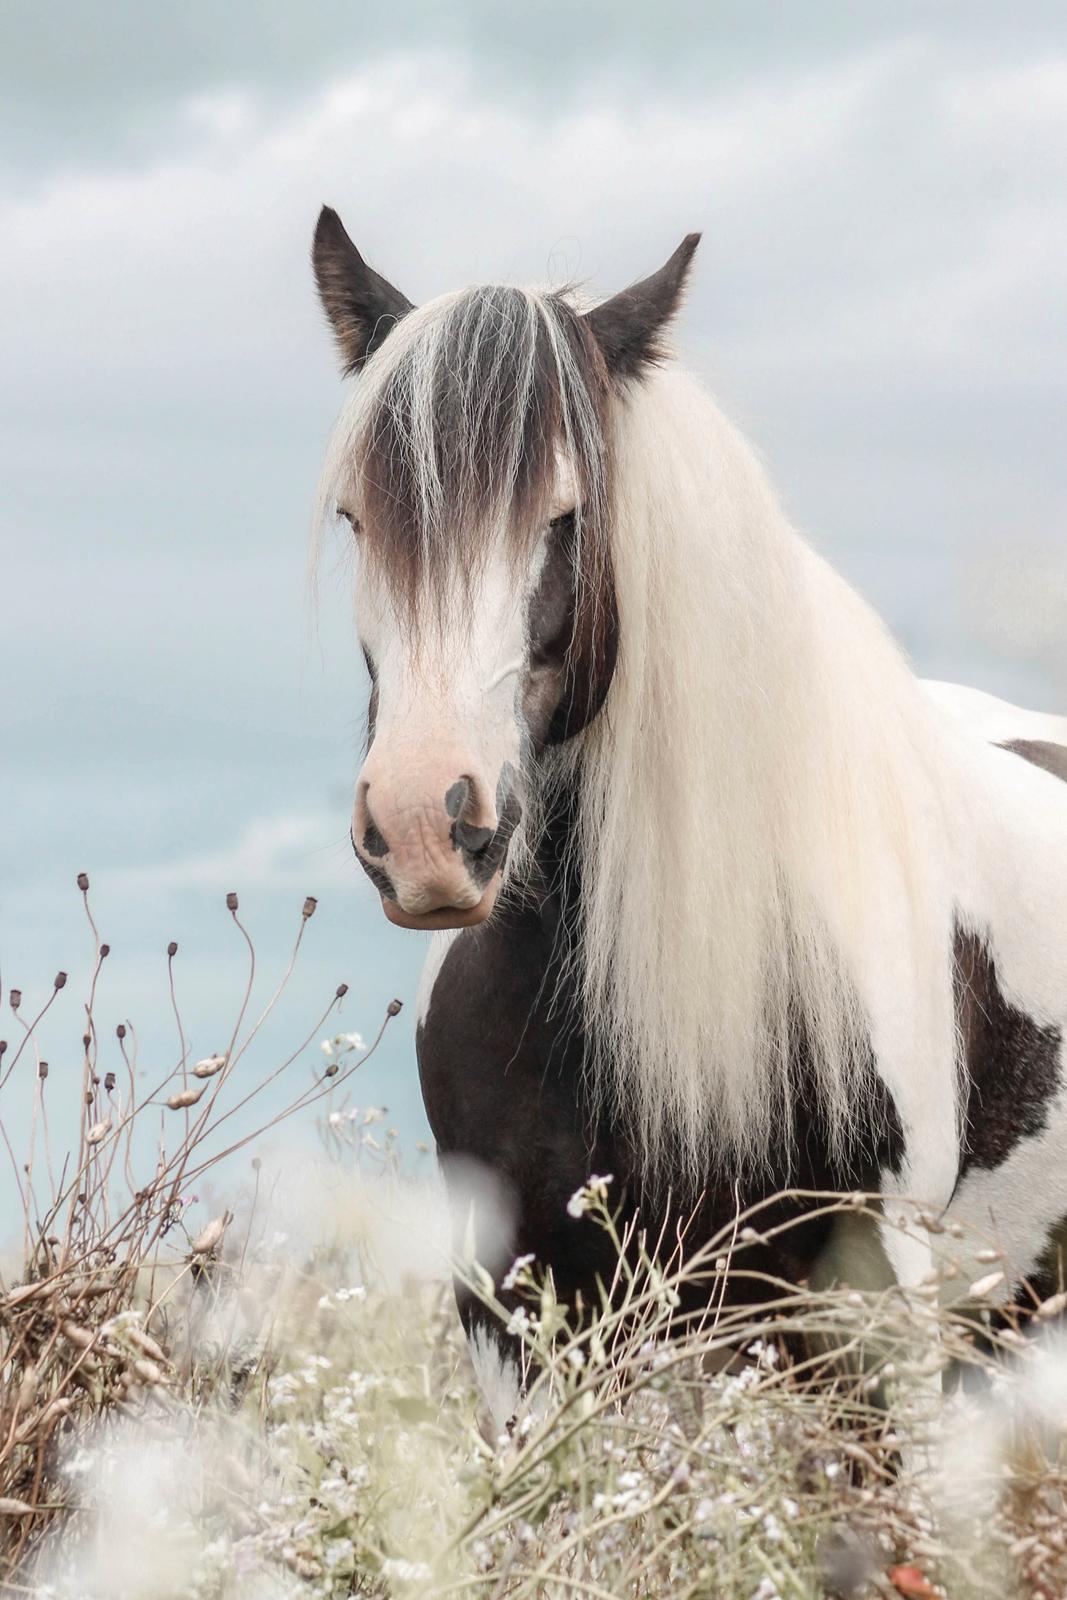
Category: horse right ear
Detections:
[{"x1": 312, "y1": 207, "x2": 414, "y2": 375}]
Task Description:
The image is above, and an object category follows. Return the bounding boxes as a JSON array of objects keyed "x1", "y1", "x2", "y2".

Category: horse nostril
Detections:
[
  {"x1": 444, "y1": 776, "x2": 495, "y2": 856},
  {"x1": 360, "y1": 788, "x2": 390, "y2": 859},
  {"x1": 453, "y1": 820, "x2": 494, "y2": 855},
  {"x1": 444, "y1": 778, "x2": 471, "y2": 820}
]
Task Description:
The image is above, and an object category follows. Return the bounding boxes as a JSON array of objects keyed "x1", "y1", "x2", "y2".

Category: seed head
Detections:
[
  {"x1": 167, "y1": 940, "x2": 178, "y2": 957},
  {"x1": 388, "y1": 998, "x2": 403, "y2": 1017},
  {"x1": 167, "y1": 1085, "x2": 205, "y2": 1110},
  {"x1": 192, "y1": 1054, "x2": 227, "y2": 1079},
  {"x1": 226, "y1": 891, "x2": 239, "y2": 911},
  {"x1": 38, "y1": 1061, "x2": 48, "y2": 1080},
  {"x1": 54, "y1": 972, "x2": 67, "y2": 990},
  {"x1": 77, "y1": 872, "x2": 89, "y2": 891},
  {"x1": 104, "y1": 1071, "x2": 116, "y2": 1092},
  {"x1": 86, "y1": 1118, "x2": 111, "y2": 1146},
  {"x1": 191, "y1": 1210, "x2": 233, "y2": 1255},
  {"x1": 100, "y1": 943, "x2": 110, "y2": 958},
  {"x1": 9, "y1": 990, "x2": 21, "y2": 1011},
  {"x1": 336, "y1": 983, "x2": 348, "y2": 998},
  {"x1": 302, "y1": 895, "x2": 318, "y2": 919}
]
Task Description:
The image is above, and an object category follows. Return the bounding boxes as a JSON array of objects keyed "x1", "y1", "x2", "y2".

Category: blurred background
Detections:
[{"x1": 1, "y1": 3, "x2": 1064, "y2": 1183}]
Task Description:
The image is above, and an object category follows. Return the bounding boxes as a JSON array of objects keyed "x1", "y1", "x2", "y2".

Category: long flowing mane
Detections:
[{"x1": 316, "y1": 283, "x2": 961, "y2": 1182}]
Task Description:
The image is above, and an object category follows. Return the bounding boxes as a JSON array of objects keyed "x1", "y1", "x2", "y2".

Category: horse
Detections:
[{"x1": 310, "y1": 206, "x2": 1067, "y2": 1431}]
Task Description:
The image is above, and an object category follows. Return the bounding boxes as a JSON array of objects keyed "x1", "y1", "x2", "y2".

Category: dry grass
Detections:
[
  {"x1": 0, "y1": 876, "x2": 402, "y2": 1582},
  {"x1": 4, "y1": 884, "x2": 1067, "y2": 1598}
]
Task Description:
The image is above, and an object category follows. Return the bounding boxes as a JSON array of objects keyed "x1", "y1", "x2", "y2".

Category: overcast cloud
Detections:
[{"x1": 1, "y1": 5, "x2": 1064, "y2": 1169}]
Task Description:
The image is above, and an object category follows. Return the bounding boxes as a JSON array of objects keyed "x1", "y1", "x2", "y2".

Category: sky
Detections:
[{"x1": 1, "y1": 4, "x2": 1065, "y2": 1208}]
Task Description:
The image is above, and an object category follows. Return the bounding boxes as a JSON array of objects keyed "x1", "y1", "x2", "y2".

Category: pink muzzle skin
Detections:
[{"x1": 352, "y1": 762, "x2": 507, "y2": 932}]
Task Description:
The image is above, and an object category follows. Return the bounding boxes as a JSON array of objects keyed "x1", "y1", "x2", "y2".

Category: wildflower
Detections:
[
  {"x1": 502, "y1": 1253, "x2": 536, "y2": 1290},
  {"x1": 321, "y1": 1039, "x2": 335, "y2": 1059},
  {"x1": 324, "y1": 1537, "x2": 355, "y2": 1569},
  {"x1": 506, "y1": 1306, "x2": 531, "y2": 1337},
  {"x1": 381, "y1": 1557, "x2": 433, "y2": 1582},
  {"x1": 566, "y1": 1172, "x2": 614, "y2": 1218}
]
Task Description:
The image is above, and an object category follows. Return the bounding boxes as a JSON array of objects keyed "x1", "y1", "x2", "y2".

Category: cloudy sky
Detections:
[{"x1": 1, "y1": 4, "x2": 1065, "y2": 1186}]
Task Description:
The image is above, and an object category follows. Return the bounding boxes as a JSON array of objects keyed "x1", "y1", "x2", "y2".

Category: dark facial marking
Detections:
[
  {"x1": 999, "y1": 739, "x2": 1067, "y2": 784},
  {"x1": 363, "y1": 647, "x2": 379, "y2": 752},
  {"x1": 523, "y1": 512, "x2": 619, "y2": 746},
  {"x1": 955, "y1": 925, "x2": 1063, "y2": 1176}
]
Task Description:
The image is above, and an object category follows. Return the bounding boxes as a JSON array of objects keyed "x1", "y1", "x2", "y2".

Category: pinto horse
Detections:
[{"x1": 311, "y1": 209, "x2": 1067, "y2": 1427}]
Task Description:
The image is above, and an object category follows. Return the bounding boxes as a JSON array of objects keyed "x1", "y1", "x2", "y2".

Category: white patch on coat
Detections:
[{"x1": 416, "y1": 929, "x2": 461, "y2": 1027}]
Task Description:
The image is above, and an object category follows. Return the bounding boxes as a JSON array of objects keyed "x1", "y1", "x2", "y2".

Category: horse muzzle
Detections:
[{"x1": 351, "y1": 763, "x2": 520, "y2": 931}]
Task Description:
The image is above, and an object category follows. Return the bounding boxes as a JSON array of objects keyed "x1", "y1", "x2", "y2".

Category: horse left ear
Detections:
[
  {"x1": 312, "y1": 206, "x2": 415, "y2": 375},
  {"x1": 584, "y1": 233, "x2": 701, "y2": 380}
]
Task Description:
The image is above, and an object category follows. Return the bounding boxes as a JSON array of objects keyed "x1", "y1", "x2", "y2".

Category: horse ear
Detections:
[
  {"x1": 584, "y1": 233, "x2": 701, "y2": 380},
  {"x1": 312, "y1": 206, "x2": 414, "y2": 374}
]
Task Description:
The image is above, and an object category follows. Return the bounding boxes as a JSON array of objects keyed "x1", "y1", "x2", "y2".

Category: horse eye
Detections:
[{"x1": 337, "y1": 506, "x2": 361, "y2": 534}]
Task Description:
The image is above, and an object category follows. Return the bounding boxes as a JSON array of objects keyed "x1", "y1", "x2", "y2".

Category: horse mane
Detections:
[
  {"x1": 316, "y1": 283, "x2": 960, "y2": 1184},
  {"x1": 560, "y1": 365, "x2": 959, "y2": 1181}
]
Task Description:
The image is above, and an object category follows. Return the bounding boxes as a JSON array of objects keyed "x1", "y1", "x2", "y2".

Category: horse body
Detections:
[
  {"x1": 309, "y1": 210, "x2": 1067, "y2": 1427},
  {"x1": 415, "y1": 684, "x2": 1067, "y2": 1423}
]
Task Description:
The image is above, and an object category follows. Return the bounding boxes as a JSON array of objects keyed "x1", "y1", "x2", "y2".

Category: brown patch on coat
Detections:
[
  {"x1": 955, "y1": 927, "x2": 1063, "y2": 1176},
  {"x1": 999, "y1": 738, "x2": 1067, "y2": 784}
]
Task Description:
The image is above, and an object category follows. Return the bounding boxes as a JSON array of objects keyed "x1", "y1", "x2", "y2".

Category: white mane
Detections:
[{"x1": 555, "y1": 365, "x2": 959, "y2": 1181}]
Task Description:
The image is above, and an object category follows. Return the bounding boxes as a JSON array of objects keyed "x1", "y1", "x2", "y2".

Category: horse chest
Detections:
[{"x1": 415, "y1": 896, "x2": 901, "y2": 1321}]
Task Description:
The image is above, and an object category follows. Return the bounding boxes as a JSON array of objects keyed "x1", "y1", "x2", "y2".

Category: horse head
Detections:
[{"x1": 312, "y1": 209, "x2": 698, "y2": 930}]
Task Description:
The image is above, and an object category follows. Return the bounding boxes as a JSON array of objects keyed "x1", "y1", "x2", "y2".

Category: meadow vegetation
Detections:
[{"x1": 3, "y1": 882, "x2": 1067, "y2": 1599}]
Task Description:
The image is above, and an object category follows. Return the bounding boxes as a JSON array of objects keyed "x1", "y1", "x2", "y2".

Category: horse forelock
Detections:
[{"x1": 322, "y1": 284, "x2": 614, "y2": 635}]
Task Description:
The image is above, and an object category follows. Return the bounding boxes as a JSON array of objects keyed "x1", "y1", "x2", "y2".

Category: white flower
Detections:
[
  {"x1": 342, "y1": 1030, "x2": 367, "y2": 1051},
  {"x1": 506, "y1": 1306, "x2": 531, "y2": 1337},
  {"x1": 502, "y1": 1253, "x2": 536, "y2": 1290},
  {"x1": 380, "y1": 1557, "x2": 433, "y2": 1582},
  {"x1": 567, "y1": 1173, "x2": 614, "y2": 1217},
  {"x1": 317, "y1": 1294, "x2": 333, "y2": 1309},
  {"x1": 321, "y1": 1039, "x2": 335, "y2": 1058},
  {"x1": 324, "y1": 1538, "x2": 355, "y2": 1569}
]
